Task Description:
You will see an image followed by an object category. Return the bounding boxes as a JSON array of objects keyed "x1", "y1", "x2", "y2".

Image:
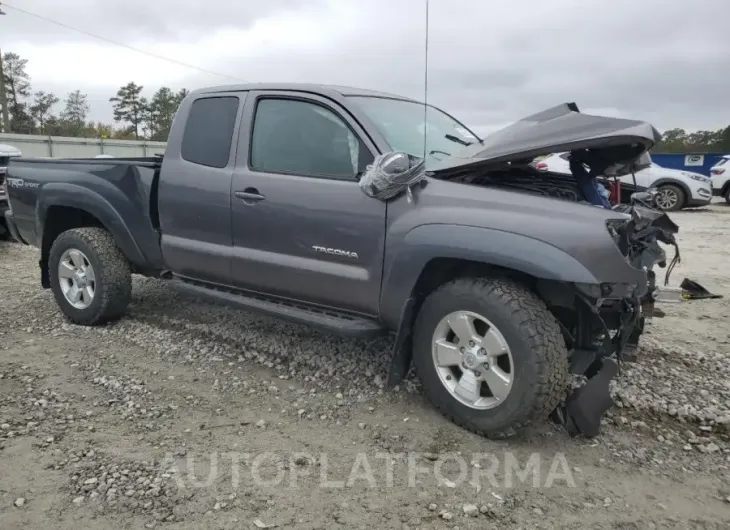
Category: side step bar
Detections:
[{"x1": 170, "y1": 279, "x2": 386, "y2": 339}]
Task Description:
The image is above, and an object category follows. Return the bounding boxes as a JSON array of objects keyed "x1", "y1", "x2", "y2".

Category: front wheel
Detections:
[
  {"x1": 412, "y1": 277, "x2": 569, "y2": 439},
  {"x1": 49, "y1": 227, "x2": 132, "y2": 326},
  {"x1": 655, "y1": 184, "x2": 685, "y2": 211}
]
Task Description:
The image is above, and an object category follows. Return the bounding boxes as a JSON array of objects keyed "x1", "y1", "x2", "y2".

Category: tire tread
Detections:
[
  {"x1": 414, "y1": 276, "x2": 569, "y2": 439},
  {"x1": 49, "y1": 227, "x2": 131, "y2": 325}
]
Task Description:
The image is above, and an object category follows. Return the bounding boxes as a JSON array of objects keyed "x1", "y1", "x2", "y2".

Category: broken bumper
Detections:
[{"x1": 554, "y1": 279, "x2": 721, "y2": 438}]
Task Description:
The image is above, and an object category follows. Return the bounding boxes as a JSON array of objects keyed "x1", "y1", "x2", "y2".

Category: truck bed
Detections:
[{"x1": 5, "y1": 156, "x2": 165, "y2": 273}]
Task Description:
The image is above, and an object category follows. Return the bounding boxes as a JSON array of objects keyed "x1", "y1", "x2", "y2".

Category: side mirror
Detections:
[
  {"x1": 379, "y1": 152, "x2": 412, "y2": 175},
  {"x1": 358, "y1": 151, "x2": 426, "y2": 201}
]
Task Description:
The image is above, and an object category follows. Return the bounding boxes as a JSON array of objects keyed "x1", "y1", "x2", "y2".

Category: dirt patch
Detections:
[{"x1": 2, "y1": 202, "x2": 730, "y2": 529}]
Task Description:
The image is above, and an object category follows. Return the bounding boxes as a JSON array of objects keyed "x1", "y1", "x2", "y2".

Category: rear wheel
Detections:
[
  {"x1": 724, "y1": 187, "x2": 730, "y2": 205},
  {"x1": 49, "y1": 227, "x2": 132, "y2": 325},
  {"x1": 655, "y1": 184, "x2": 685, "y2": 211},
  {"x1": 412, "y1": 277, "x2": 569, "y2": 439}
]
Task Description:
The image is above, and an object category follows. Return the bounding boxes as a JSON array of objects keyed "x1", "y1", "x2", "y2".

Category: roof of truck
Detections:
[{"x1": 190, "y1": 83, "x2": 419, "y2": 102}]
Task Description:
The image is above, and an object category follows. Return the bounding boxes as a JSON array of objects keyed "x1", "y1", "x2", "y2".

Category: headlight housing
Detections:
[{"x1": 685, "y1": 173, "x2": 710, "y2": 183}]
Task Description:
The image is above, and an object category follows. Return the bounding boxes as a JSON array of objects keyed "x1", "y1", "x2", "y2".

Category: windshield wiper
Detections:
[
  {"x1": 429, "y1": 149, "x2": 451, "y2": 159},
  {"x1": 444, "y1": 134, "x2": 472, "y2": 147}
]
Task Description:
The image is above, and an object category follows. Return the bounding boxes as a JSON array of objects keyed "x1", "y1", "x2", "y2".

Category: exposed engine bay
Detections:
[{"x1": 449, "y1": 147, "x2": 651, "y2": 207}]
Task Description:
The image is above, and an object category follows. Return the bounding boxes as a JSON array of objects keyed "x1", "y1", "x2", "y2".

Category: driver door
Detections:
[{"x1": 228, "y1": 91, "x2": 386, "y2": 316}]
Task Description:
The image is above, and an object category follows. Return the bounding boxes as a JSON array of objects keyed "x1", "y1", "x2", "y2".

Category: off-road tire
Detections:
[
  {"x1": 412, "y1": 277, "x2": 569, "y2": 439},
  {"x1": 657, "y1": 184, "x2": 685, "y2": 211},
  {"x1": 49, "y1": 227, "x2": 132, "y2": 326}
]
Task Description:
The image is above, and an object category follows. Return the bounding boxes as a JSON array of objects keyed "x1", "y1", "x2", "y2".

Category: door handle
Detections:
[{"x1": 234, "y1": 188, "x2": 266, "y2": 205}]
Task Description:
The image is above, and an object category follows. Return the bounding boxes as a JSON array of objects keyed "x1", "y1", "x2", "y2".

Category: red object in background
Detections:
[{"x1": 608, "y1": 180, "x2": 622, "y2": 205}]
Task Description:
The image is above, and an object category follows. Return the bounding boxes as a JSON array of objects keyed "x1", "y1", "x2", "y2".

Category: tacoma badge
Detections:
[{"x1": 312, "y1": 245, "x2": 359, "y2": 259}]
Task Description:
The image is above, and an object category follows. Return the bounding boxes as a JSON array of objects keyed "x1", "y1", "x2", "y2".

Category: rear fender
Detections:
[{"x1": 37, "y1": 183, "x2": 145, "y2": 266}]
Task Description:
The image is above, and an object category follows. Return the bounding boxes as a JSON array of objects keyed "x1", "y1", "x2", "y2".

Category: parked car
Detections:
[
  {"x1": 710, "y1": 154, "x2": 730, "y2": 203},
  {"x1": 4, "y1": 86, "x2": 679, "y2": 439},
  {"x1": 0, "y1": 143, "x2": 22, "y2": 239},
  {"x1": 534, "y1": 152, "x2": 712, "y2": 211}
]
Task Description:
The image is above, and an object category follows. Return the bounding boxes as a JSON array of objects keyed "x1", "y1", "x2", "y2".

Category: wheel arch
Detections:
[
  {"x1": 38, "y1": 185, "x2": 145, "y2": 288},
  {"x1": 653, "y1": 178, "x2": 691, "y2": 208},
  {"x1": 383, "y1": 225, "x2": 596, "y2": 387},
  {"x1": 379, "y1": 224, "x2": 597, "y2": 329}
]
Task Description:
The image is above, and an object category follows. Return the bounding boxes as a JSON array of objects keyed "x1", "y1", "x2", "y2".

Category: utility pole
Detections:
[
  {"x1": 0, "y1": 47, "x2": 9, "y2": 134},
  {"x1": 0, "y1": 4, "x2": 9, "y2": 132}
]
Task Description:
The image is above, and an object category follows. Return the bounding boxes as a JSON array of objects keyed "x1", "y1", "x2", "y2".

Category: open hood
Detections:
[{"x1": 429, "y1": 103, "x2": 661, "y2": 177}]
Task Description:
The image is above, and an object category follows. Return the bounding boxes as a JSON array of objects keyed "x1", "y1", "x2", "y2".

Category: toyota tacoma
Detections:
[{"x1": 4, "y1": 83, "x2": 681, "y2": 439}]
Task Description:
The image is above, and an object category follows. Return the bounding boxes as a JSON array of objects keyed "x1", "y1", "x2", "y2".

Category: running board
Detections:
[{"x1": 170, "y1": 279, "x2": 386, "y2": 339}]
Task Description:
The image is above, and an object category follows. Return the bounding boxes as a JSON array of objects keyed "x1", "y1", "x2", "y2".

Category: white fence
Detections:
[{"x1": 0, "y1": 133, "x2": 167, "y2": 158}]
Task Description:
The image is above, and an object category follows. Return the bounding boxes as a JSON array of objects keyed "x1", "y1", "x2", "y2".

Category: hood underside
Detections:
[{"x1": 430, "y1": 102, "x2": 661, "y2": 178}]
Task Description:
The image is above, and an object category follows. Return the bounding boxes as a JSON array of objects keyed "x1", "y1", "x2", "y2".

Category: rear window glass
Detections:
[
  {"x1": 181, "y1": 96, "x2": 239, "y2": 168},
  {"x1": 716, "y1": 157, "x2": 728, "y2": 167}
]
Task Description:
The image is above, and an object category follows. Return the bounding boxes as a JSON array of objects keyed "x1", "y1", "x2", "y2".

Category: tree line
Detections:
[
  {"x1": 2, "y1": 50, "x2": 729, "y2": 151},
  {"x1": 652, "y1": 127, "x2": 730, "y2": 154},
  {"x1": 1, "y1": 51, "x2": 188, "y2": 141}
]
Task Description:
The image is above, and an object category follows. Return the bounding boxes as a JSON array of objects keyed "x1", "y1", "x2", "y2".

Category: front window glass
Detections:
[
  {"x1": 348, "y1": 96, "x2": 479, "y2": 168},
  {"x1": 250, "y1": 98, "x2": 362, "y2": 178}
]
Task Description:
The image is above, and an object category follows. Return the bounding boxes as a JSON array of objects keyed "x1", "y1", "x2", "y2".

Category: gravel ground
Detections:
[{"x1": 1, "y1": 202, "x2": 730, "y2": 529}]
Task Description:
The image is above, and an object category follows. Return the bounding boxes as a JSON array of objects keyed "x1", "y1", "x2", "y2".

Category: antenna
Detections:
[{"x1": 422, "y1": 0, "x2": 430, "y2": 160}]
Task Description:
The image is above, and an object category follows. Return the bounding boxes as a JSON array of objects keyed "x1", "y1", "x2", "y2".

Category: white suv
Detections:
[
  {"x1": 710, "y1": 154, "x2": 730, "y2": 204},
  {"x1": 534, "y1": 152, "x2": 712, "y2": 211}
]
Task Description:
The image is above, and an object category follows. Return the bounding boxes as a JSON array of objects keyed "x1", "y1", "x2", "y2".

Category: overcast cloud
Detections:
[{"x1": 2, "y1": 0, "x2": 729, "y2": 134}]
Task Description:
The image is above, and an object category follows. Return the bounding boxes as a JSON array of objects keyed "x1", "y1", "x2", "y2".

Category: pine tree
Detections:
[{"x1": 109, "y1": 82, "x2": 146, "y2": 140}]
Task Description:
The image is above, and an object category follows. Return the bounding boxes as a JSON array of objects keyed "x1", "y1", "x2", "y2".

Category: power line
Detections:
[{"x1": 1, "y1": 2, "x2": 246, "y2": 82}]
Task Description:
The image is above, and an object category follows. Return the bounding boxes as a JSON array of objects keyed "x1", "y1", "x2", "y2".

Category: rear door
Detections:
[
  {"x1": 229, "y1": 90, "x2": 386, "y2": 315},
  {"x1": 158, "y1": 92, "x2": 245, "y2": 285}
]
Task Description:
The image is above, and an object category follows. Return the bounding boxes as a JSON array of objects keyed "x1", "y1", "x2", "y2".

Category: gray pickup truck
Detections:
[{"x1": 4, "y1": 83, "x2": 680, "y2": 439}]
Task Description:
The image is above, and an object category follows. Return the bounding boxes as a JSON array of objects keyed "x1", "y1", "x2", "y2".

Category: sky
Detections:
[{"x1": 2, "y1": 0, "x2": 729, "y2": 135}]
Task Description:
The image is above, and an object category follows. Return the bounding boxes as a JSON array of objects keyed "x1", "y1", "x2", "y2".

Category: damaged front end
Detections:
[{"x1": 551, "y1": 193, "x2": 683, "y2": 437}]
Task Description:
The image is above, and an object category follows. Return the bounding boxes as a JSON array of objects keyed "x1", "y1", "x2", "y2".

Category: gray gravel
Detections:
[{"x1": 2, "y1": 202, "x2": 730, "y2": 529}]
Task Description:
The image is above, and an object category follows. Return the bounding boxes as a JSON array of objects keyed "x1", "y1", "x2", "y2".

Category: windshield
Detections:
[{"x1": 348, "y1": 96, "x2": 480, "y2": 168}]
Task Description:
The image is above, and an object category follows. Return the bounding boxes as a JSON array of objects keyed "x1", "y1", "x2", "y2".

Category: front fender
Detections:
[
  {"x1": 37, "y1": 183, "x2": 146, "y2": 266},
  {"x1": 379, "y1": 224, "x2": 598, "y2": 328}
]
